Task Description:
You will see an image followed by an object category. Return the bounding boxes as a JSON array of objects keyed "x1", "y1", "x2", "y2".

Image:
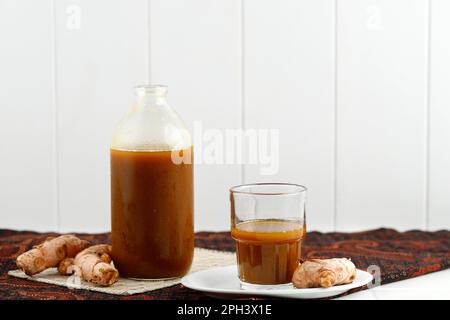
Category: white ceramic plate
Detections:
[{"x1": 182, "y1": 265, "x2": 373, "y2": 299}]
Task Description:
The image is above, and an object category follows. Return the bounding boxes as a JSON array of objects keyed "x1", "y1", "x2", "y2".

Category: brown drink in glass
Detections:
[{"x1": 230, "y1": 183, "x2": 306, "y2": 289}]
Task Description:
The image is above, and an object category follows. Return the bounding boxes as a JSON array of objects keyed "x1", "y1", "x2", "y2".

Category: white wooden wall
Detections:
[{"x1": 0, "y1": 0, "x2": 449, "y2": 233}]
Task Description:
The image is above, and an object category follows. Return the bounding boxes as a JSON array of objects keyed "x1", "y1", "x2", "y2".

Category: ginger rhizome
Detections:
[
  {"x1": 16, "y1": 235, "x2": 90, "y2": 276},
  {"x1": 58, "y1": 244, "x2": 119, "y2": 286},
  {"x1": 292, "y1": 258, "x2": 356, "y2": 288}
]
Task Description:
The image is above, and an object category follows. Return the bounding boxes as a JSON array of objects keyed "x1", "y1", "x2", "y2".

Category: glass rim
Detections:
[{"x1": 229, "y1": 183, "x2": 307, "y2": 196}]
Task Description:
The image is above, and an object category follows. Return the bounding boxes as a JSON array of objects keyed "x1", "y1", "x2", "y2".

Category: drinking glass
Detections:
[{"x1": 230, "y1": 183, "x2": 306, "y2": 290}]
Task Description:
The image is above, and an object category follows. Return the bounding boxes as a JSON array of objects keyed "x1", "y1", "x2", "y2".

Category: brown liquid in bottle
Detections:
[
  {"x1": 231, "y1": 220, "x2": 305, "y2": 285},
  {"x1": 111, "y1": 147, "x2": 194, "y2": 279}
]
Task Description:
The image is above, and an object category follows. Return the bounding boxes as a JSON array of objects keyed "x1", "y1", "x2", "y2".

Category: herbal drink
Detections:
[
  {"x1": 111, "y1": 148, "x2": 194, "y2": 279},
  {"x1": 231, "y1": 219, "x2": 305, "y2": 285}
]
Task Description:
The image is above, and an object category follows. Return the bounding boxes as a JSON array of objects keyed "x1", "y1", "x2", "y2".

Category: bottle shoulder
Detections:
[{"x1": 111, "y1": 105, "x2": 192, "y2": 151}]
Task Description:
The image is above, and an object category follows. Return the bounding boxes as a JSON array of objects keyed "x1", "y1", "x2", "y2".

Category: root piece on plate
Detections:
[
  {"x1": 292, "y1": 258, "x2": 357, "y2": 288},
  {"x1": 16, "y1": 235, "x2": 90, "y2": 276}
]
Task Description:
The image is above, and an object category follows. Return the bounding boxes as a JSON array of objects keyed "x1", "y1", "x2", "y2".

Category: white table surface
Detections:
[{"x1": 336, "y1": 268, "x2": 450, "y2": 300}]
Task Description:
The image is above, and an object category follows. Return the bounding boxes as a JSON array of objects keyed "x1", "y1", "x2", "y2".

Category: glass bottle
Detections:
[{"x1": 110, "y1": 85, "x2": 194, "y2": 279}]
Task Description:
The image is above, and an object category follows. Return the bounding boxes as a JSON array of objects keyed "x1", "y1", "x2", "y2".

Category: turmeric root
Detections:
[
  {"x1": 57, "y1": 257, "x2": 75, "y2": 275},
  {"x1": 58, "y1": 244, "x2": 119, "y2": 286},
  {"x1": 292, "y1": 258, "x2": 356, "y2": 288},
  {"x1": 16, "y1": 235, "x2": 90, "y2": 275}
]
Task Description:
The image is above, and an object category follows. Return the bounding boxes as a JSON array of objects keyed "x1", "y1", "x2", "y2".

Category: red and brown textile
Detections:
[{"x1": 0, "y1": 228, "x2": 448, "y2": 300}]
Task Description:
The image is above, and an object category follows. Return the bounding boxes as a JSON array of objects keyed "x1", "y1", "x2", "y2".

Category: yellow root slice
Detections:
[
  {"x1": 16, "y1": 235, "x2": 90, "y2": 276},
  {"x1": 292, "y1": 258, "x2": 356, "y2": 288}
]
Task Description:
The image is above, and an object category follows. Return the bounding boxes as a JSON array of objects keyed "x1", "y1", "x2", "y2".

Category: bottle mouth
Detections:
[{"x1": 134, "y1": 84, "x2": 168, "y2": 96}]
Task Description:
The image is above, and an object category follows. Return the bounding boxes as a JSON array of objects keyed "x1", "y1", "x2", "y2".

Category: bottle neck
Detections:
[
  {"x1": 135, "y1": 93, "x2": 167, "y2": 107},
  {"x1": 134, "y1": 85, "x2": 168, "y2": 109}
]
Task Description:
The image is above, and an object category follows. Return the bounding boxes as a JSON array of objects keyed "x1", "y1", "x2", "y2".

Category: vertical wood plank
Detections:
[
  {"x1": 55, "y1": 0, "x2": 148, "y2": 232},
  {"x1": 0, "y1": 0, "x2": 56, "y2": 231},
  {"x1": 336, "y1": 0, "x2": 428, "y2": 231},
  {"x1": 243, "y1": 0, "x2": 336, "y2": 231},
  {"x1": 150, "y1": 0, "x2": 241, "y2": 231},
  {"x1": 429, "y1": 0, "x2": 450, "y2": 230}
]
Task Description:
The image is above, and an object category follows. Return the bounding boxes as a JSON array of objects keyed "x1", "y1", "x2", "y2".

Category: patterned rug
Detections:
[{"x1": 0, "y1": 228, "x2": 448, "y2": 300}]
